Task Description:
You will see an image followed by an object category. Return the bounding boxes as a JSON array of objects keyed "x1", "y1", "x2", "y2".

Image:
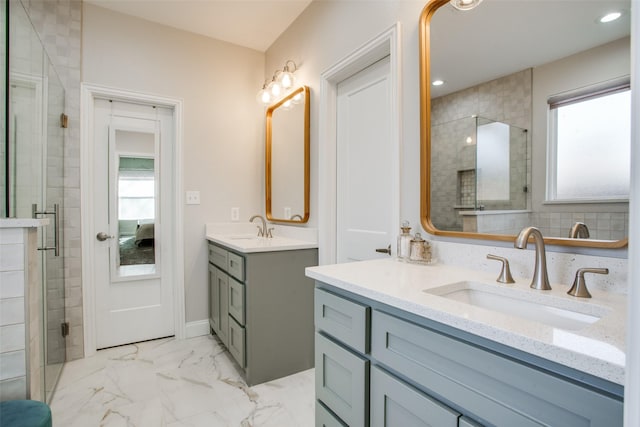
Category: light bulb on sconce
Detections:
[
  {"x1": 269, "y1": 80, "x2": 282, "y2": 98},
  {"x1": 278, "y1": 60, "x2": 297, "y2": 90},
  {"x1": 256, "y1": 82, "x2": 272, "y2": 105},
  {"x1": 257, "y1": 60, "x2": 300, "y2": 106}
]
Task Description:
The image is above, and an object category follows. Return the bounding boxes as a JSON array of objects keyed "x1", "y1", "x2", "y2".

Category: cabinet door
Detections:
[
  {"x1": 316, "y1": 400, "x2": 347, "y2": 427},
  {"x1": 208, "y1": 263, "x2": 220, "y2": 333},
  {"x1": 228, "y1": 315, "x2": 245, "y2": 367},
  {"x1": 459, "y1": 417, "x2": 484, "y2": 427},
  {"x1": 228, "y1": 277, "x2": 245, "y2": 325},
  {"x1": 370, "y1": 366, "x2": 459, "y2": 427},
  {"x1": 218, "y1": 271, "x2": 229, "y2": 346},
  {"x1": 315, "y1": 332, "x2": 369, "y2": 427}
]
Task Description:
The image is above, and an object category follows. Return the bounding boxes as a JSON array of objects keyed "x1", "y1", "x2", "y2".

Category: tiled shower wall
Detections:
[
  {"x1": 22, "y1": 0, "x2": 83, "y2": 360},
  {"x1": 430, "y1": 68, "x2": 533, "y2": 232}
]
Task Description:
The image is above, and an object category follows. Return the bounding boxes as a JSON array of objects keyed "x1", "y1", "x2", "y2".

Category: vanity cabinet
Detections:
[
  {"x1": 207, "y1": 241, "x2": 318, "y2": 386},
  {"x1": 314, "y1": 285, "x2": 623, "y2": 427}
]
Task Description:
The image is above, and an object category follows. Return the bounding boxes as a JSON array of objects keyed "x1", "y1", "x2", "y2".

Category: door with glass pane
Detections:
[{"x1": 93, "y1": 99, "x2": 174, "y2": 349}]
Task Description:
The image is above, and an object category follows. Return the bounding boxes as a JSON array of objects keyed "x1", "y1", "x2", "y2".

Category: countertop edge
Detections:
[
  {"x1": 306, "y1": 264, "x2": 626, "y2": 386},
  {"x1": 206, "y1": 235, "x2": 318, "y2": 253}
]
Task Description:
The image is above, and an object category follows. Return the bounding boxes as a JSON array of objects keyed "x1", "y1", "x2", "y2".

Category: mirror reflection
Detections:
[
  {"x1": 114, "y1": 131, "x2": 157, "y2": 276},
  {"x1": 266, "y1": 86, "x2": 310, "y2": 223},
  {"x1": 421, "y1": 0, "x2": 631, "y2": 247}
]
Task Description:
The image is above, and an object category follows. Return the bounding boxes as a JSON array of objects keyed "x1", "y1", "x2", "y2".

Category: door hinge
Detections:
[
  {"x1": 60, "y1": 113, "x2": 68, "y2": 128},
  {"x1": 61, "y1": 322, "x2": 70, "y2": 337}
]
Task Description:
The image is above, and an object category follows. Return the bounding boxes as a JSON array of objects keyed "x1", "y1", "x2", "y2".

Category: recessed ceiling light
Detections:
[
  {"x1": 432, "y1": 80, "x2": 445, "y2": 86},
  {"x1": 600, "y1": 12, "x2": 622, "y2": 23}
]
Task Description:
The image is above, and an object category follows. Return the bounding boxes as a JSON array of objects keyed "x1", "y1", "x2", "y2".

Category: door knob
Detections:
[
  {"x1": 96, "y1": 232, "x2": 114, "y2": 241},
  {"x1": 375, "y1": 244, "x2": 392, "y2": 256}
]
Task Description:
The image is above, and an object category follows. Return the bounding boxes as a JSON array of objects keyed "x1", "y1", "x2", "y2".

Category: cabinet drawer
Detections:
[
  {"x1": 227, "y1": 252, "x2": 244, "y2": 281},
  {"x1": 228, "y1": 315, "x2": 245, "y2": 368},
  {"x1": 228, "y1": 277, "x2": 245, "y2": 325},
  {"x1": 315, "y1": 288, "x2": 370, "y2": 354},
  {"x1": 209, "y1": 244, "x2": 228, "y2": 269},
  {"x1": 370, "y1": 365, "x2": 459, "y2": 427},
  {"x1": 371, "y1": 310, "x2": 622, "y2": 427},
  {"x1": 316, "y1": 400, "x2": 347, "y2": 427},
  {"x1": 315, "y1": 333, "x2": 369, "y2": 427}
]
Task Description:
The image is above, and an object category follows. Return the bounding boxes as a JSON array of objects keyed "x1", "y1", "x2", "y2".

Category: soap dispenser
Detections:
[{"x1": 397, "y1": 221, "x2": 412, "y2": 261}]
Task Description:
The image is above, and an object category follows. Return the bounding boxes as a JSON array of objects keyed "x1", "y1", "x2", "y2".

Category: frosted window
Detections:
[{"x1": 551, "y1": 90, "x2": 630, "y2": 200}]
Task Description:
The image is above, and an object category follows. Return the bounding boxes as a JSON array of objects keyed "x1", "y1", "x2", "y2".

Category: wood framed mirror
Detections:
[
  {"x1": 419, "y1": 0, "x2": 630, "y2": 248},
  {"x1": 266, "y1": 86, "x2": 310, "y2": 223}
]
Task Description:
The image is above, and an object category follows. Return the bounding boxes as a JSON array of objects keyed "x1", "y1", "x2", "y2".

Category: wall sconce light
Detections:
[
  {"x1": 257, "y1": 60, "x2": 299, "y2": 106},
  {"x1": 450, "y1": 0, "x2": 482, "y2": 11}
]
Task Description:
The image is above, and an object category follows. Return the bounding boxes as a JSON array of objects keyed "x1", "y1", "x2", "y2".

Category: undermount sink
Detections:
[
  {"x1": 229, "y1": 235, "x2": 261, "y2": 240},
  {"x1": 424, "y1": 281, "x2": 611, "y2": 331}
]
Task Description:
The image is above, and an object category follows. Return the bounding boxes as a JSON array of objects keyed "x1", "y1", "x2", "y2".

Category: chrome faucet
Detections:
[
  {"x1": 249, "y1": 215, "x2": 266, "y2": 237},
  {"x1": 514, "y1": 226, "x2": 552, "y2": 290},
  {"x1": 569, "y1": 222, "x2": 590, "y2": 239}
]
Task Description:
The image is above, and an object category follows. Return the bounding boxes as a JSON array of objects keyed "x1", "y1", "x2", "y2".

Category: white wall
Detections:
[
  {"x1": 265, "y1": 1, "x2": 424, "y2": 230},
  {"x1": 83, "y1": 4, "x2": 265, "y2": 322}
]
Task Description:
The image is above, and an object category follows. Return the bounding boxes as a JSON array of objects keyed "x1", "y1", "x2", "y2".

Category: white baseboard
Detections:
[{"x1": 185, "y1": 319, "x2": 210, "y2": 338}]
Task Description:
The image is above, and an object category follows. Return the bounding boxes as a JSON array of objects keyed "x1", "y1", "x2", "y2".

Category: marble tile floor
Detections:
[{"x1": 49, "y1": 335, "x2": 315, "y2": 426}]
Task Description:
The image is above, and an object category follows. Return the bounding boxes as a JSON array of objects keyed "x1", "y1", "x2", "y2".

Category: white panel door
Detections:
[
  {"x1": 93, "y1": 99, "x2": 174, "y2": 349},
  {"x1": 337, "y1": 56, "x2": 394, "y2": 262}
]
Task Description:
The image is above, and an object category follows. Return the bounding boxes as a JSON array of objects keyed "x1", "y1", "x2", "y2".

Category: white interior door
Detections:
[
  {"x1": 92, "y1": 99, "x2": 175, "y2": 349},
  {"x1": 337, "y1": 56, "x2": 395, "y2": 263}
]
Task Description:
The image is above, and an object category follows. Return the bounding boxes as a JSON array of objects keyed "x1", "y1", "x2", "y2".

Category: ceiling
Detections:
[
  {"x1": 430, "y1": 0, "x2": 631, "y2": 97},
  {"x1": 84, "y1": 0, "x2": 631, "y2": 93},
  {"x1": 85, "y1": 0, "x2": 313, "y2": 52}
]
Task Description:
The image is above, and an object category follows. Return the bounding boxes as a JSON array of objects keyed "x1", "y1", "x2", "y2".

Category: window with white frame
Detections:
[{"x1": 547, "y1": 78, "x2": 630, "y2": 202}]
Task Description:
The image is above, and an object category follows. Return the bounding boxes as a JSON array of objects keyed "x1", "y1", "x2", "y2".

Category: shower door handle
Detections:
[{"x1": 32, "y1": 203, "x2": 60, "y2": 257}]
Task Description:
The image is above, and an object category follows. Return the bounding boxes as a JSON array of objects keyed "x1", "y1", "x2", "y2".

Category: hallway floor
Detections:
[{"x1": 49, "y1": 335, "x2": 315, "y2": 426}]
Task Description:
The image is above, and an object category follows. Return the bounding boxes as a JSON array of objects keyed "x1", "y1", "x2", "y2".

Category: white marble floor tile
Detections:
[{"x1": 50, "y1": 335, "x2": 315, "y2": 427}]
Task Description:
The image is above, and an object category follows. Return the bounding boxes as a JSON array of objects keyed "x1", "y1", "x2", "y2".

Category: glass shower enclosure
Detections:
[
  {"x1": 430, "y1": 115, "x2": 529, "y2": 232},
  {"x1": 3, "y1": 0, "x2": 67, "y2": 402}
]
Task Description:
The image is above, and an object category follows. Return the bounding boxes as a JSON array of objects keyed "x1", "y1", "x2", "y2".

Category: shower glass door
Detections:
[{"x1": 8, "y1": 0, "x2": 66, "y2": 402}]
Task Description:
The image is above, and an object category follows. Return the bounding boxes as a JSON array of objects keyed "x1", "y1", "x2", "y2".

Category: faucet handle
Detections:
[
  {"x1": 487, "y1": 254, "x2": 515, "y2": 284},
  {"x1": 255, "y1": 225, "x2": 264, "y2": 237},
  {"x1": 567, "y1": 267, "x2": 608, "y2": 298},
  {"x1": 266, "y1": 228, "x2": 274, "y2": 238}
]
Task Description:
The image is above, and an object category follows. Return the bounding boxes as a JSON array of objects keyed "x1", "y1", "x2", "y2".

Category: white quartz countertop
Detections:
[
  {"x1": 205, "y1": 222, "x2": 318, "y2": 253},
  {"x1": 306, "y1": 258, "x2": 627, "y2": 385}
]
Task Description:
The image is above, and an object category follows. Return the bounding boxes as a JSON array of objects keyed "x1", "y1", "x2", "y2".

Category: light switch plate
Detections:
[
  {"x1": 231, "y1": 207, "x2": 240, "y2": 221},
  {"x1": 186, "y1": 191, "x2": 200, "y2": 205}
]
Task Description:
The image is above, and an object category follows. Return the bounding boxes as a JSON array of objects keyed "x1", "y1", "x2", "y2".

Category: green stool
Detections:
[{"x1": 0, "y1": 400, "x2": 52, "y2": 427}]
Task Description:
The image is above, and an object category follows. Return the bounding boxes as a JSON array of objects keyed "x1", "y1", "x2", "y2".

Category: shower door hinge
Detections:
[
  {"x1": 61, "y1": 322, "x2": 70, "y2": 337},
  {"x1": 60, "y1": 113, "x2": 68, "y2": 128}
]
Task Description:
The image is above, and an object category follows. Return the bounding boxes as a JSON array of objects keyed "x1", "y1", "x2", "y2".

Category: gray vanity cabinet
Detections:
[
  {"x1": 208, "y1": 241, "x2": 318, "y2": 386},
  {"x1": 314, "y1": 284, "x2": 624, "y2": 427}
]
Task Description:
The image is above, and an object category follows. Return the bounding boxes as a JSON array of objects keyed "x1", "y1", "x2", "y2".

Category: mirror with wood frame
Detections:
[
  {"x1": 419, "y1": 0, "x2": 630, "y2": 248},
  {"x1": 266, "y1": 86, "x2": 310, "y2": 223}
]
